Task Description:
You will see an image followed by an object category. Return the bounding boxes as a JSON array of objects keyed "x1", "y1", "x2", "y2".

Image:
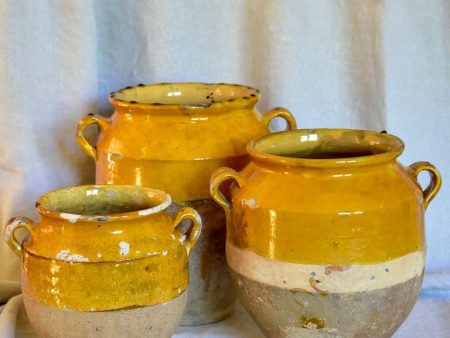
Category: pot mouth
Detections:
[
  {"x1": 109, "y1": 82, "x2": 260, "y2": 110},
  {"x1": 248, "y1": 129, "x2": 405, "y2": 168},
  {"x1": 36, "y1": 185, "x2": 172, "y2": 222}
]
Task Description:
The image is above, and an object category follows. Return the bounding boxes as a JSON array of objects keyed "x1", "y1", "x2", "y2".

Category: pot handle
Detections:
[
  {"x1": 76, "y1": 113, "x2": 110, "y2": 160},
  {"x1": 262, "y1": 107, "x2": 297, "y2": 132},
  {"x1": 209, "y1": 167, "x2": 244, "y2": 221},
  {"x1": 173, "y1": 208, "x2": 202, "y2": 256},
  {"x1": 408, "y1": 161, "x2": 442, "y2": 210},
  {"x1": 4, "y1": 216, "x2": 33, "y2": 257}
]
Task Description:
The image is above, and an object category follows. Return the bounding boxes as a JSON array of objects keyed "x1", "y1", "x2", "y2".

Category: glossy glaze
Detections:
[
  {"x1": 4, "y1": 185, "x2": 201, "y2": 311},
  {"x1": 76, "y1": 82, "x2": 296, "y2": 201},
  {"x1": 76, "y1": 82, "x2": 297, "y2": 325},
  {"x1": 210, "y1": 129, "x2": 441, "y2": 337}
]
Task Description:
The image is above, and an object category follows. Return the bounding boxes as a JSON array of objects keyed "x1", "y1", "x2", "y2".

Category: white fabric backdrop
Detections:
[{"x1": 0, "y1": 0, "x2": 449, "y2": 337}]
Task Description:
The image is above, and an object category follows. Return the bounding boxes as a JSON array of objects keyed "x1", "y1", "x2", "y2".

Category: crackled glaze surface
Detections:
[
  {"x1": 4, "y1": 185, "x2": 201, "y2": 311},
  {"x1": 210, "y1": 129, "x2": 442, "y2": 337}
]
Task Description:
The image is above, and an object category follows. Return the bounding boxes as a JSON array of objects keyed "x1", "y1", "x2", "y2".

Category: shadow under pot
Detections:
[
  {"x1": 4, "y1": 185, "x2": 201, "y2": 338},
  {"x1": 75, "y1": 82, "x2": 297, "y2": 325},
  {"x1": 210, "y1": 129, "x2": 442, "y2": 338}
]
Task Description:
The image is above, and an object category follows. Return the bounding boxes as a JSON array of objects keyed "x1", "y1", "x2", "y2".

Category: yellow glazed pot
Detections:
[
  {"x1": 210, "y1": 129, "x2": 442, "y2": 338},
  {"x1": 76, "y1": 82, "x2": 297, "y2": 325},
  {"x1": 4, "y1": 185, "x2": 201, "y2": 338}
]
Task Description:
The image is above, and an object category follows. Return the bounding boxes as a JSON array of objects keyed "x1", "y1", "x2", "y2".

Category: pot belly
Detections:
[
  {"x1": 227, "y1": 243, "x2": 424, "y2": 338},
  {"x1": 23, "y1": 292, "x2": 187, "y2": 338},
  {"x1": 21, "y1": 252, "x2": 187, "y2": 311}
]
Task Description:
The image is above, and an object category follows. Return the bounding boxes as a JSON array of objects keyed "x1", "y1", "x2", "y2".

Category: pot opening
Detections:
[
  {"x1": 36, "y1": 185, "x2": 172, "y2": 220},
  {"x1": 250, "y1": 129, "x2": 405, "y2": 167},
  {"x1": 110, "y1": 82, "x2": 260, "y2": 107}
]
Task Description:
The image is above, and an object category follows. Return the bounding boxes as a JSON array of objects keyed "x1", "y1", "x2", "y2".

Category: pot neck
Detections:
[
  {"x1": 35, "y1": 185, "x2": 172, "y2": 223},
  {"x1": 248, "y1": 129, "x2": 405, "y2": 170},
  {"x1": 109, "y1": 82, "x2": 260, "y2": 116}
]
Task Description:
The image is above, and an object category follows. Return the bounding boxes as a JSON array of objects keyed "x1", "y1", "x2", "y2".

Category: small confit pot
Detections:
[
  {"x1": 75, "y1": 82, "x2": 297, "y2": 325},
  {"x1": 210, "y1": 129, "x2": 442, "y2": 338},
  {"x1": 4, "y1": 185, "x2": 201, "y2": 338}
]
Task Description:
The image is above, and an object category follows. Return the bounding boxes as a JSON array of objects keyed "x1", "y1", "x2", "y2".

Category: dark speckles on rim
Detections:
[
  {"x1": 93, "y1": 216, "x2": 109, "y2": 222},
  {"x1": 109, "y1": 82, "x2": 261, "y2": 107}
]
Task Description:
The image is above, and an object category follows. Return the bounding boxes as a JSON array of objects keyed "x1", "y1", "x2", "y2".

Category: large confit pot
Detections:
[
  {"x1": 76, "y1": 82, "x2": 297, "y2": 325},
  {"x1": 210, "y1": 129, "x2": 441, "y2": 337}
]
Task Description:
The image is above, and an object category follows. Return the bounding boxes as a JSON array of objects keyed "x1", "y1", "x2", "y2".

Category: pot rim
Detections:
[
  {"x1": 35, "y1": 185, "x2": 172, "y2": 222},
  {"x1": 108, "y1": 82, "x2": 260, "y2": 111},
  {"x1": 247, "y1": 128, "x2": 405, "y2": 168}
]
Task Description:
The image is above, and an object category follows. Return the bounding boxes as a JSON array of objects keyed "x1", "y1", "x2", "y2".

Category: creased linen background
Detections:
[{"x1": 0, "y1": 1, "x2": 449, "y2": 337}]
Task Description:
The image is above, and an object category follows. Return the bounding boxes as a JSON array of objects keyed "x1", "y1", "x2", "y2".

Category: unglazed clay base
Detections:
[
  {"x1": 174, "y1": 200, "x2": 236, "y2": 325},
  {"x1": 228, "y1": 244, "x2": 424, "y2": 338},
  {"x1": 23, "y1": 292, "x2": 187, "y2": 338}
]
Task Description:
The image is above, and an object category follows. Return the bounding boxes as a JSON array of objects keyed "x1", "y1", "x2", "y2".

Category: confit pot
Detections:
[
  {"x1": 210, "y1": 129, "x2": 442, "y2": 338},
  {"x1": 76, "y1": 82, "x2": 297, "y2": 325},
  {"x1": 4, "y1": 185, "x2": 201, "y2": 338}
]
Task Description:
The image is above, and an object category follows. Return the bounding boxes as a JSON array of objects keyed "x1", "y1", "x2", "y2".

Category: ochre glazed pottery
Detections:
[
  {"x1": 76, "y1": 82, "x2": 297, "y2": 325},
  {"x1": 210, "y1": 129, "x2": 442, "y2": 338},
  {"x1": 4, "y1": 185, "x2": 201, "y2": 338}
]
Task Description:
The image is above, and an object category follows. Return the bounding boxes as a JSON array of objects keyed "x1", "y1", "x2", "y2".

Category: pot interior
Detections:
[
  {"x1": 111, "y1": 83, "x2": 259, "y2": 107},
  {"x1": 252, "y1": 129, "x2": 404, "y2": 162},
  {"x1": 37, "y1": 185, "x2": 170, "y2": 217}
]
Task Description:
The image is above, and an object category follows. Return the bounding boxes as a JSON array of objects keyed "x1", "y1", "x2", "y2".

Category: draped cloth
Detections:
[{"x1": 0, "y1": 1, "x2": 449, "y2": 337}]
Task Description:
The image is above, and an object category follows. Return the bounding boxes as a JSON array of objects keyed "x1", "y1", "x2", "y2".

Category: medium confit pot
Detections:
[
  {"x1": 76, "y1": 82, "x2": 297, "y2": 325},
  {"x1": 4, "y1": 185, "x2": 201, "y2": 338},
  {"x1": 210, "y1": 129, "x2": 442, "y2": 338}
]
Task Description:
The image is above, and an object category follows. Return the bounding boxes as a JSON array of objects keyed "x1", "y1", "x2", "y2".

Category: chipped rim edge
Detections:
[
  {"x1": 108, "y1": 82, "x2": 261, "y2": 110},
  {"x1": 35, "y1": 185, "x2": 172, "y2": 222}
]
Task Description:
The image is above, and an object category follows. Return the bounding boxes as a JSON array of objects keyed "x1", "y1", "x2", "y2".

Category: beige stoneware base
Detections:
[
  {"x1": 172, "y1": 200, "x2": 236, "y2": 325},
  {"x1": 23, "y1": 292, "x2": 187, "y2": 338},
  {"x1": 230, "y1": 269, "x2": 422, "y2": 338}
]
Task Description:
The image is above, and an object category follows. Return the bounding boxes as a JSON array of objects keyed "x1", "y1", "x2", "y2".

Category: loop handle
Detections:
[
  {"x1": 173, "y1": 207, "x2": 202, "y2": 256},
  {"x1": 408, "y1": 161, "x2": 442, "y2": 210},
  {"x1": 209, "y1": 167, "x2": 243, "y2": 221},
  {"x1": 4, "y1": 216, "x2": 33, "y2": 257},
  {"x1": 76, "y1": 114, "x2": 110, "y2": 159},
  {"x1": 262, "y1": 107, "x2": 297, "y2": 133}
]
